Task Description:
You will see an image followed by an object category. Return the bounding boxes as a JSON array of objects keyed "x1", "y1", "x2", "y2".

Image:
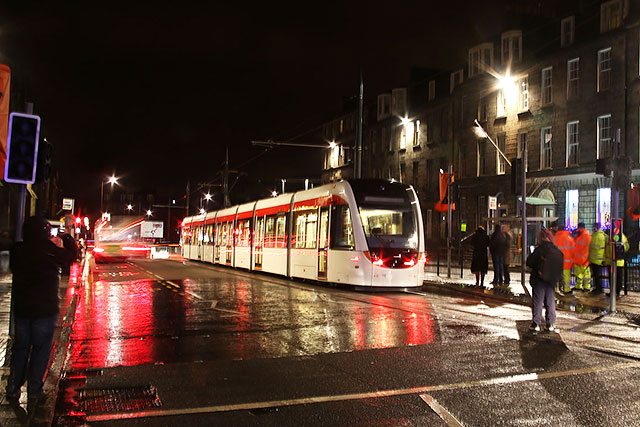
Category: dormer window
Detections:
[
  {"x1": 601, "y1": 0, "x2": 622, "y2": 33},
  {"x1": 501, "y1": 30, "x2": 522, "y2": 64},
  {"x1": 561, "y1": 16, "x2": 574, "y2": 47},
  {"x1": 468, "y1": 43, "x2": 494, "y2": 77},
  {"x1": 377, "y1": 94, "x2": 391, "y2": 121}
]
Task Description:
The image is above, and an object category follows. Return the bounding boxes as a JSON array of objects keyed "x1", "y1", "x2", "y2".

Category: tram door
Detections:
[
  {"x1": 254, "y1": 216, "x2": 264, "y2": 270},
  {"x1": 318, "y1": 207, "x2": 330, "y2": 279},
  {"x1": 197, "y1": 225, "x2": 203, "y2": 260},
  {"x1": 226, "y1": 221, "x2": 233, "y2": 265}
]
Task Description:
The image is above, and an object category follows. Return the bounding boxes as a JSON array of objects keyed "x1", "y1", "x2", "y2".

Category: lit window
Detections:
[
  {"x1": 597, "y1": 114, "x2": 612, "y2": 159},
  {"x1": 597, "y1": 188, "x2": 611, "y2": 228},
  {"x1": 567, "y1": 58, "x2": 579, "y2": 99},
  {"x1": 598, "y1": 48, "x2": 612, "y2": 92},
  {"x1": 497, "y1": 134, "x2": 506, "y2": 175},
  {"x1": 561, "y1": 16, "x2": 575, "y2": 47},
  {"x1": 566, "y1": 121, "x2": 579, "y2": 166},
  {"x1": 400, "y1": 125, "x2": 407, "y2": 150},
  {"x1": 413, "y1": 120, "x2": 420, "y2": 147},
  {"x1": 501, "y1": 30, "x2": 522, "y2": 64},
  {"x1": 519, "y1": 75, "x2": 529, "y2": 111},
  {"x1": 540, "y1": 127, "x2": 552, "y2": 169},
  {"x1": 565, "y1": 189, "x2": 579, "y2": 229},
  {"x1": 517, "y1": 132, "x2": 528, "y2": 171},
  {"x1": 600, "y1": 0, "x2": 622, "y2": 33},
  {"x1": 497, "y1": 89, "x2": 506, "y2": 117},
  {"x1": 541, "y1": 67, "x2": 552, "y2": 105}
]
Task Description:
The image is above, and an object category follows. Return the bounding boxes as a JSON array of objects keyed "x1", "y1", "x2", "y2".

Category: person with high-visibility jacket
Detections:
[
  {"x1": 573, "y1": 222, "x2": 591, "y2": 291},
  {"x1": 604, "y1": 231, "x2": 629, "y2": 297},
  {"x1": 589, "y1": 223, "x2": 607, "y2": 293},
  {"x1": 553, "y1": 224, "x2": 575, "y2": 294}
]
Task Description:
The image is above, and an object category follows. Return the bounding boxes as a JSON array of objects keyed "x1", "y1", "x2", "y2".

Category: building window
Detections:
[
  {"x1": 501, "y1": 30, "x2": 522, "y2": 64},
  {"x1": 428, "y1": 80, "x2": 435, "y2": 101},
  {"x1": 597, "y1": 114, "x2": 612, "y2": 159},
  {"x1": 478, "y1": 96, "x2": 488, "y2": 122},
  {"x1": 565, "y1": 189, "x2": 579, "y2": 229},
  {"x1": 400, "y1": 125, "x2": 407, "y2": 150},
  {"x1": 567, "y1": 58, "x2": 579, "y2": 99},
  {"x1": 468, "y1": 43, "x2": 493, "y2": 77},
  {"x1": 450, "y1": 70, "x2": 463, "y2": 93},
  {"x1": 392, "y1": 88, "x2": 407, "y2": 117},
  {"x1": 566, "y1": 121, "x2": 580, "y2": 166},
  {"x1": 413, "y1": 120, "x2": 420, "y2": 147},
  {"x1": 517, "y1": 132, "x2": 528, "y2": 171},
  {"x1": 377, "y1": 94, "x2": 391, "y2": 121},
  {"x1": 497, "y1": 133, "x2": 506, "y2": 175},
  {"x1": 601, "y1": 0, "x2": 622, "y2": 33},
  {"x1": 598, "y1": 48, "x2": 612, "y2": 92},
  {"x1": 519, "y1": 75, "x2": 529, "y2": 111},
  {"x1": 540, "y1": 127, "x2": 552, "y2": 169},
  {"x1": 497, "y1": 89, "x2": 506, "y2": 117},
  {"x1": 541, "y1": 67, "x2": 552, "y2": 105},
  {"x1": 477, "y1": 139, "x2": 487, "y2": 176},
  {"x1": 597, "y1": 187, "x2": 611, "y2": 228},
  {"x1": 561, "y1": 16, "x2": 575, "y2": 47}
]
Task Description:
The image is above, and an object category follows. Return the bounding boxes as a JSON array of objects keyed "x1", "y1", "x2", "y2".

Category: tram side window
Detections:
[
  {"x1": 275, "y1": 213, "x2": 287, "y2": 248},
  {"x1": 330, "y1": 205, "x2": 354, "y2": 249},
  {"x1": 237, "y1": 219, "x2": 251, "y2": 246},
  {"x1": 197, "y1": 226, "x2": 204, "y2": 244},
  {"x1": 204, "y1": 225, "x2": 214, "y2": 245},
  {"x1": 264, "y1": 215, "x2": 276, "y2": 247},
  {"x1": 293, "y1": 209, "x2": 318, "y2": 249},
  {"x1": 255, "y1": 216, "x2": 265, "y2": 246}
]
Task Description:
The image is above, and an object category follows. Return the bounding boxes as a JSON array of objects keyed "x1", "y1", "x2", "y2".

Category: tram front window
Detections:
[{"x1": 359, "y1": 206, "x2": 417, "y2": 250}]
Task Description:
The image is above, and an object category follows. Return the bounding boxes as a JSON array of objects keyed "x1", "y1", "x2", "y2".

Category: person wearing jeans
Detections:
[
  {"x1": 5, "y1": 216, "x2": 76, "y2": 416},
  {"x1": 526, "y1": 228, "x2": 560, "y2": 332}
]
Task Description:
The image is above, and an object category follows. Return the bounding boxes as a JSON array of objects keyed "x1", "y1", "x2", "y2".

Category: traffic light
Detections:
[
  {"x1": 35, "y1": 136, "x2": 52, "y2": 183},
  {"x1": 611, "y1": 218, "x2": 623, "y2": 243},
  {"x1": 4, "y1": 113, "x2": 41, "y2": 184},
  {"x1": 510, "y1": 158, "x2": 522, "y2": 195}
]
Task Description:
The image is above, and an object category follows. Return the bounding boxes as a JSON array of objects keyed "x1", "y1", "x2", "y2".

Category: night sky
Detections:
[{"x1": 0, "y1": 1, "x2": 511, "y2": 212}]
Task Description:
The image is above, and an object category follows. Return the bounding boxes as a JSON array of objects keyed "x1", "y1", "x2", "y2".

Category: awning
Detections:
[{"x1": 517, "y1": 196, "x2": 556, "y2": 206}]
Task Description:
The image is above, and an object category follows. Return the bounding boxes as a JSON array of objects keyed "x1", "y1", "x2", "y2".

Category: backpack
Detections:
[{"x1": 539, "y1": 245, "x2": 564, "y2": 283}]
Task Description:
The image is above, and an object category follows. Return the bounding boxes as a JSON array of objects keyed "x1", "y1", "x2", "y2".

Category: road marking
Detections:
[
  {"x1": 85, "y1": 361, "x2": 640, "y2": 422},
  {"x1": 419, "y1": 393, "x2": 463, "y2": 427}
]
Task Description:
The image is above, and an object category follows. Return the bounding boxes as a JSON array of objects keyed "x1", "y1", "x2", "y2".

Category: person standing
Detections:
[
  {"x1": 526, "y1": 228, "x2": 562, "y2": 333},
  {"x1": 5, "y1": 216, "x2": 77, "y2": 415},
  {"x1": 589, "y1": 223, "x2": 607, "y2": 294},
  {"x1": 489, "y1": 224, "x2": 507, "y2": 287},
  {"x1": 553, "y1": 224, "x2": 575, "y2": 295},
  {"x1": 573, "y1": 222, "x2": 591, "y2": 292},
  {"x1": 465, "y1": 226, "x2": 490, "y2": 288},
  {"x1": 502, "y1": 224, "x2": 513, "y2": 285},
  {"x1": 604, "y1": 231, "x2": 629, "y2": 297}
]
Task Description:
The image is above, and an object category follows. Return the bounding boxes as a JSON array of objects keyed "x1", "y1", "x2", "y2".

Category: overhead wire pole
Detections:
[{"x1": 355, "y1": 71, "x2": 363, "y2": 179}]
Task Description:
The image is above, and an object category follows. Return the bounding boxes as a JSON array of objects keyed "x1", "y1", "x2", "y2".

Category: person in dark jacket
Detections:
[
  {"x1": 465, "y1": 226, "x2": 490, "y2": 288},
  {"x1": 526, "y1": 228, "x2": 560, "y2": 333},
  {"x1": 5, "y1": 216, "x2": 77, "y2": 412},
  {"x1": 489, "y1": 224, "x2": 507, "y2": 286}
]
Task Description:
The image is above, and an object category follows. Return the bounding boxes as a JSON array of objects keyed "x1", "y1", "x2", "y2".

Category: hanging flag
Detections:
[
  {"x1": 435, "y1": 170, "x2": 455, "y2": 212},
  {"x1": 0, "y1": 64, "x2": 10, "y2": 179}
]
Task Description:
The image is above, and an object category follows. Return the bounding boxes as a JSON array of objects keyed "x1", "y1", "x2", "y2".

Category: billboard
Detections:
[{"x1": 141, "y1": 221, "x2": 163, "y2": 238}]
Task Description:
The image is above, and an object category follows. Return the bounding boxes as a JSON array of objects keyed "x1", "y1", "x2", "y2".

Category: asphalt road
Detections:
[{"x1": 53, "y1": 258, "x2": 640, "y2": 426}]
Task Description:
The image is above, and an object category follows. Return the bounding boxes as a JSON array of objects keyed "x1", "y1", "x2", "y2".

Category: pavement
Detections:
[
  {"x1": 424, "y1": 264, "x2": 640, "y2": 317},
  {"x1": 0, "y1": 256, "x2": 638, "y2": 425}
]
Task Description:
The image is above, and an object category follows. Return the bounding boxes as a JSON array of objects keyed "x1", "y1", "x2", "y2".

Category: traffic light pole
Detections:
[
  {"x1": 610, "y1": 129, "x2": 621, "y2": 312},
  {"x1": 447, "y1": 164, "x2": 452, "y2": 278},
  {"x1": 521, "y1": 140, "x2": 530, "y2": 299}
]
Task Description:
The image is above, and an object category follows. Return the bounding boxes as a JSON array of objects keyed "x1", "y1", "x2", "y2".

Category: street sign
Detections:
[
  {"x1": 62, "y1": 198, "x2": 74, "y2": 211},
  {"x1": 141, "y1": 221, "x2": 163, "y2": 238},
  {"x1": 488, "y1": 196, "x2": 497, "y2": 210}
]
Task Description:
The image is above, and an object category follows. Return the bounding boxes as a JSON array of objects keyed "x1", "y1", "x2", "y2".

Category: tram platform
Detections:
[{"x1": 424, "y1": 265, "x2": 640, "y2": 317}]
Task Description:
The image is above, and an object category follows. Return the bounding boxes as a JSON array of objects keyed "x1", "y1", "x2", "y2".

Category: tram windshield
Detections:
[{"x1": 350, "y1": 180, "x2": 419, "y2": 250}]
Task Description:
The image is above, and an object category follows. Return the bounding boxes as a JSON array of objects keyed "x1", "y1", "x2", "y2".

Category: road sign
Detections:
[
  {"x1": 488, "y1": 196, "x2": 497, "y2": 210},
  {"x1": 62, "y1": 198, "x2": 74, "y2": 211}
]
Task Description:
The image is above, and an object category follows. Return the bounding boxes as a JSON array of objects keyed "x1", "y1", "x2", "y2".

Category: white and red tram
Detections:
[{"x1": 180, "y1": 180, "x2": 425, "y2": 289}]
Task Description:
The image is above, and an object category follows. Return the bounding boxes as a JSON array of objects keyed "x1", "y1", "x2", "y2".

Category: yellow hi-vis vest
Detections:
[
  {"x1": 589, "y1": 229, "x2": 607, "y2": 265},
  {"x1": 604, "y1": 233, "x2": 629, "y2": 267}
]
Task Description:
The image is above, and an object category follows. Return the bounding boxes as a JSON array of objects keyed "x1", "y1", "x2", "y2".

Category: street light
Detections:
[
  {"x1": 126, "y1": 204, "x2": 133, "y2": 214},
  {"x1": 146, "y1": 209, "x2": 152, "y2": 217},
  {"x1": 100, "y1": 174, "x2": 118, "y2": 214}
]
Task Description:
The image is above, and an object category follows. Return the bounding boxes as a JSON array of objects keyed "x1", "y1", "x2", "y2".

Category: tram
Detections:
[{"x1": 180, "y1": 179, "x2": 425, "y2": 289}]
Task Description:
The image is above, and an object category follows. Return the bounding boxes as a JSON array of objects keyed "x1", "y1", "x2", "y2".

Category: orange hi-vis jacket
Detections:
[
  {"x1": 573, "y1": 228, "x2": 591, "y2": 266},
  {"x1": 553, "y1": 230, "x2": 575, "y2": 270}
]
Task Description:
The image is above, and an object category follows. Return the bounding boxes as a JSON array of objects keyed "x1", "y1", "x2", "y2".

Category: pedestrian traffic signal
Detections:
[
  {"x1": 510, "y1": 158, "x2": 522, "y2": 195},
  {"x1": 611, "y1": 218, "x2": 623, "y2": 243},
  {"x1": 35, "y1": 136, "x2": 52, "y2": 183},
  {"x1": 4, "y1": 113, "x2": 41, "y2": 184}
]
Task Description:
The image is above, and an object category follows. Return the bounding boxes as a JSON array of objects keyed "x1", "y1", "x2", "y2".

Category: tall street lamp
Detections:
[{"x1": 100, "y1": 174, "x2": 118, "y2": 214}]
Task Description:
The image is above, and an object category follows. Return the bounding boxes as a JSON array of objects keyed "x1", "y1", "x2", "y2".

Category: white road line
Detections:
[
  {"x1": 419, "y1": 393, "x2": 464, "y2": 427},
  {"x1": 85, "y1": 361, "x2": 640, "y2": 422}
]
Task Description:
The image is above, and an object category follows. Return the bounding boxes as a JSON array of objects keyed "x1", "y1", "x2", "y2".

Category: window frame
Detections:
[
  {"x1": 413, "y1": 120, "x2": 420, "y2": 147},
  {"x1": 519, "y1": 75, "x2": 529, "y2": 112},
  {"x1": 561, "y1": 16, "x2": 575, "y2": 47},
  {"x1": 501, "y1": 30, "x2": 522, "y2": 64},
  {"x1": 541, "y1": 67, "x2": 553, "y2": 105},
  {"x1": 566, "y1": 121, "x2": 580, "y2": 167},
  {"x1": 597, "y1": 47, "x2": 612, "y2": 92},
  {"x1": 597, "y1": 114, "x2": 612, "y2": 159},
  {"x1": 450, "y1": 70, "x2": 463, "y2": 93},
  {"x1": 567, "y1": 58, "x2": 580, "y2": 99},
  {"x1": 540, "y1": 127, "x2": 552, "y2": 170},
  {"x1": 496, "y1": 133, "x2": 507, "y2": 175},
  {"x1": 600, "y1": 0, "x2": 622, "y2": 33}
]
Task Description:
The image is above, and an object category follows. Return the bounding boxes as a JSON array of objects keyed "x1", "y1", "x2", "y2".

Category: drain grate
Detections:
[{"x1": 80, "y1": 385, "x2": 162, "y2": 413}]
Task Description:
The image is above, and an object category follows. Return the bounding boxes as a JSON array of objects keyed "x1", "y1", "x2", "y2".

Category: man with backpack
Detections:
[{"x1": 526, "y1": 228, "x2": 562, "y2": 333}]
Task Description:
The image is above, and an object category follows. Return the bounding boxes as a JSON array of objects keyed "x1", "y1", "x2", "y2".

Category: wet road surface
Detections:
[{"x1": 54, "y1": 258, "x2": 640, "y2": 425}]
